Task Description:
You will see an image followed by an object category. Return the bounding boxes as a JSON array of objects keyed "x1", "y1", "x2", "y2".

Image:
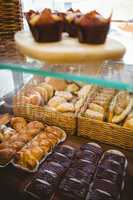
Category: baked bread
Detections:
[
  {"x1": 39, "y1": 82, "x2": 54, "y2": 100},
  {"x1": 108, "y1": 91, "x2": 133, "y2": 123},
  {"x1": 45, "y1": 77, "x2": 67, "y2": 91},
  {"x1": 56, "y1": 102, "x2": 75, "y2": 113},
  {"x1": 85, "y1": 109, "x2": 104, "y2": 121},
  {"x1": 55, "y1": 91, "x2": 73, "y2": 101},
  {"x1": 48, "y1": 96, "x2": 66, "y2": 109}
]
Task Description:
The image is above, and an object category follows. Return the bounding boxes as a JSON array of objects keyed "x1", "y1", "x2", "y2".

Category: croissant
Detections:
[
  {"x1": 11, "y1": 117, "x2": 27, "y2": 132},
  {"x1": 108, "y1": 92, "x2": 133, "y2": 123}
]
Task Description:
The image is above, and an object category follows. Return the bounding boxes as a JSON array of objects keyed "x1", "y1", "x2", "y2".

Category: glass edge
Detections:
[{"x1": 0, "y1": 63, "x2": 132, "y2": 91}]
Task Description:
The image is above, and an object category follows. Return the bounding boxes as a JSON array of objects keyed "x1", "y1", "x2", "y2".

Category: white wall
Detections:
[{"x1": 22, "y1": 0, "x2": 133, "y2": 20}]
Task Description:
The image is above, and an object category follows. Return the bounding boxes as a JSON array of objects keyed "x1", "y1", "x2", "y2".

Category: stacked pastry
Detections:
[
  {"x1": 13, "y1": 126, "x2": 66, "y2": 171},
  {"x1": 24, "y1": 144, "x2": 76, "y2": 199},
  {"x1": 59, "y1": 143, "x2": 103, "y2": 200},
  {"x1": 86, "y1": 150, "x2": 127, "y2": 200},
  {"x1": 84, "y1": 87, "x2": 116, "y2": 121},
  {"x1": 47, "y1": 82, "x2": 92, "y2": 113},
  {"x1": 108, "y1": 91, "x2": 133, "y2": 124},
  {"x1": 14, "y1": 82, "x2": 54, "y2": 106},
  {"x1": 0, "y1": 118, "x2": 44, "y2": 166}
]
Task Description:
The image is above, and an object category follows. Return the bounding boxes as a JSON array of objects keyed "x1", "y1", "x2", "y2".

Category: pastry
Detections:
[
  {"x1": 78, "y1": 85, "x2": 92, "y2": 98},
  {"x1": 0, "y1": 121, "x2": 44, "y2": 166},
  {"x1": 28, "y1": 90, "x2": 42, "y2": 106},
  {"x1": 48, "y1": 96, "x2": 66, "y2": 109},
  {"x1": 34, "y1": 86, "x2": 48, "y2": 103},
  {"x1": 37, "y1": 170, "x2": 59, "y2": 186},
  {"x1": 65, "y1": 11, "x2": 82, "y2": 37},
  {"x1": 86, "y1": 189, "x2": 113, "y2": 200},
  {"x1": 25, "y1": 179, "x2": 54, "y2": 200},
  {"x1": 42, "y1": 161, "x2": 65, "y2": 176},
  {"x1": 80, "y1": 143, "x2": 103, "y2": 157},
  {"x1": 14, "y1": 131, "x2": 52, "y2": 170},
  {"x1": 56, "y1": 102, "x2": 75, "y2": 113},
  {"x1": 0, "y1": 113, "x2": 10, "y2": 126},
  {"x1": 45, "y1": 77, "x2": 67, "y2": 91},
  {"x1": 11, "y1": 117, "x2": 27, "y2": 132},
  {"x1": 85, "y1": 109, "x2": 104, "y2": 121},
  {"x1": 45, "y1": 126, "x2": 65, "y2": 141},
  {"x1": 66, "y1": 83, "x2": 80, "y2": 93},
  {"x1": 27, "y1": 121, "x2": 44, "y2": 130},
  {"x1": 88, "y1": 103, "x2": 105, "y2": 114},
  {"x1": 108, "y1": 91, "x2": 133, "y2": 123},
  {"x1": 26, "y1": 9, "x2": 63, "y2": 42},
  {"x1": 59, "y1": 177, "x2": 86, "y2": 200},
  {"x1": 39, "y1": 82, "x2": 54, "y2": 99},
  {"x1": 75, "y1": 97, "x2": 85, "y2": 113},
  {"x1": 55, "y1": 91, "x2": 73, "y2": 101},
  {"x1": 55, "y1": 144, "x2": 75, "y2": 159},
  {"x1": 77, "y1": 10, "x2": 111, "y2": 44}
]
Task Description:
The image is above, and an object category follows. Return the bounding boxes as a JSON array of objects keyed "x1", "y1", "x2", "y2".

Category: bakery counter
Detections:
[{"x1": 0, "y1": 135, "x2": 132, "y2": 200}]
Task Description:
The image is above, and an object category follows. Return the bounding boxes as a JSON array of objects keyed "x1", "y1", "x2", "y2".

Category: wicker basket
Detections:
[
  {"x1": 13, "y1": 104, "x2": 77, "y2": 135},
  {"x1": 0, "y1": 0, "x2": 23, "y2": 40},
  {"x1": 77, "y1": 116, "x2": 133, "y2": 151}
]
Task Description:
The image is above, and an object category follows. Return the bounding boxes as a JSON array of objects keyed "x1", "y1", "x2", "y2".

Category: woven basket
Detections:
[
  {"x1": 77, "y1": 116, "x2": 133, "y2": 151},
  {"x1": 0, "y1": 0, "x2": 23, "y2": 40},
  {"x1": 13, "y1": 104, "x2": 77, "y2": 135}
]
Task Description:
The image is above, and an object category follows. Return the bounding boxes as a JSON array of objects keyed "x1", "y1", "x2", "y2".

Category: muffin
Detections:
[
  {"x1": 65, "y1": 10, "x2": 82, "y2": 37},
  {"x1": 77, "y1": 10, "x2": 111, "y2": 44},
  {"x1": 26, "y1": 9, "x2": 63, "y2": 42}
]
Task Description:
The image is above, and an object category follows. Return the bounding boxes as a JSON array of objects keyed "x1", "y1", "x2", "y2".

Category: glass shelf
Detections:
[{"x1": 0, "y1": 26, "x2": 133, "y2": 92}]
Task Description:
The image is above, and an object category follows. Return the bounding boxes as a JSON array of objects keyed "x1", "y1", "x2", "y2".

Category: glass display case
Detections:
[{"x1": 0, "y1": 1, "x2": 133, "y2": 200}]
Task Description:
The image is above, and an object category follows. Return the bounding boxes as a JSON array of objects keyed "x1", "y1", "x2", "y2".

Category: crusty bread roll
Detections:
[
  {"x1": 45, "y1": 77, "x2": 67, "y2": 91},
  {"x1": 39, "y1": 82, "x2": 54, "y2": 99},
  {"x1": 48, "y1": 96, "x2": 66, "y2": 109},
  {"x1": 55, "y1": 91, "x2": 73, "y2": 101},
  {"x1": 56, "y1": 102, "x2": 75, "y2": 113},
  {"x1": 85, "y1": 109, "x2": 104, "y2": 121}
]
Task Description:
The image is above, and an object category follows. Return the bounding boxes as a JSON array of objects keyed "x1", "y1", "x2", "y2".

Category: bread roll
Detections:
[{"x1": 45, "y1": 77, "x2": 67, "y2": 91}]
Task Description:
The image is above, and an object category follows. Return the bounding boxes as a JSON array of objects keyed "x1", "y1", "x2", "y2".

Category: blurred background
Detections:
[{"x1": 22, "y1": 0, "x2": 133, "y2": 21}]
